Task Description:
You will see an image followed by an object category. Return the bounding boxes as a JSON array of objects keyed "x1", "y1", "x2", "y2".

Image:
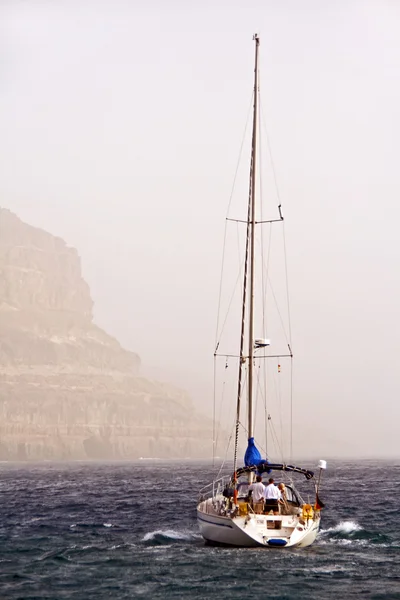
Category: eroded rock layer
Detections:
[{"x1": 0, "y1": 208, "x2": 212, "y2": 460}]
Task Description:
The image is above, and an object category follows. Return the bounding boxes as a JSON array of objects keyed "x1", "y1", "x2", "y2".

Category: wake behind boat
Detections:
[{"x1": 197, "y1": 34, "x2": 327, "y2": 548}]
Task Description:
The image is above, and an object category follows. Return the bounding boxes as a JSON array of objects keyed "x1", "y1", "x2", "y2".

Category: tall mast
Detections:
[
  {"x1": 232, "y1": 34, "x2": 260, "y2": 478},
  {"x1": 248, "y1": 33, "x2": 259, "y2": 439}
]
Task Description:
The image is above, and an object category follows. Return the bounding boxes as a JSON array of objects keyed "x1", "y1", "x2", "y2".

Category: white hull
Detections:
[{"x1": 197, "y1": 497, "x2": 320, "y2": 548}]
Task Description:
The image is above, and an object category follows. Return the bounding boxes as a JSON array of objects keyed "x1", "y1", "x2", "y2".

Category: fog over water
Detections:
[{"x1": 1, "y1": 1, "x2": 399, "y2": 459}]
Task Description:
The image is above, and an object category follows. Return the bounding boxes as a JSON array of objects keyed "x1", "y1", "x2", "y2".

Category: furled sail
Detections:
[{"x1": 244, "y1": 437, "x2": 262, "y2": 466}]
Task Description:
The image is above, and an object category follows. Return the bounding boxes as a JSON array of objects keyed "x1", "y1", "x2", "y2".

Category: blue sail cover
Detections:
[{"x1": 244, "y1": 437, "x2": 262, "y2": 467}]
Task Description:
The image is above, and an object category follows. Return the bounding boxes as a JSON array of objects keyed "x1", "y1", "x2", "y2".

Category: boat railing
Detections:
[
  {"x1": 198, "y1": 475, "x2": 232, "y2": 502},
  {"x1": 198, "y1": 475, "x2": 259, "y2": 519}
]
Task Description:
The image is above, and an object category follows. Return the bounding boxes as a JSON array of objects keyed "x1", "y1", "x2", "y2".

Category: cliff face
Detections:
[{"x1": 0, "y1": 208, "x2": 212, "y2": 460}]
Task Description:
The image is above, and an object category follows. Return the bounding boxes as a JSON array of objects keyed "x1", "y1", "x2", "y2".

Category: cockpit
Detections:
[{"x1": 235, "y1": 479, "x2": 301, "y2": 507}]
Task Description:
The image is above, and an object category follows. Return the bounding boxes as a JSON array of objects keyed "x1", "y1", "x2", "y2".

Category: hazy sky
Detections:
[{"x1": 1, "y1": 0, "x2": 400, "y2": 459}]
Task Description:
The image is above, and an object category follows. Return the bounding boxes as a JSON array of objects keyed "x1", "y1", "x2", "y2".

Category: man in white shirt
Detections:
[
  {"x1": 249, "y1": 475, "x2": 265, "y2": 514},
  {"x1": 264, "y1": 477, "x2": 281, "y2": 514}
]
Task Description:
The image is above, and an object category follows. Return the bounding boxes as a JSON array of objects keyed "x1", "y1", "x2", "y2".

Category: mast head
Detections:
[{"x1": 253, "y1": 33, "x2": 260, "y2": 43}]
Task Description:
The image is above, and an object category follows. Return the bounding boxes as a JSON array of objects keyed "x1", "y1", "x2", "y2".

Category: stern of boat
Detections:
[{"x1": 197, "y1": 480, "x2": 322, "y2": 548}]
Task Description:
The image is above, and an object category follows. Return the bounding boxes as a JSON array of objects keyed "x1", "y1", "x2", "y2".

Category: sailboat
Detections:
[{"x1": 196, "y1": 34, "x2": 327, "y2": 548}]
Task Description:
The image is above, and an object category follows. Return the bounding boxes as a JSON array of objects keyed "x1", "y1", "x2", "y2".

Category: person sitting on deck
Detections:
[
  {"x1": 264, "y1": 477, "x2": 281, "y2": 514},
  {"x1": 249, "y1": 475, "x2": 265, "y2": 514}
]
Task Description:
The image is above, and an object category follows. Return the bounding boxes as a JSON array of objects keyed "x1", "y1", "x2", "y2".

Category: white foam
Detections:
[
  {"x1": 103, "y1": 523, "x2": 113, "y2": 528},
  {"x1": 319, "y1": 538, "x2": 354, "y2": 546},
  {"x1": 310, "y1": 565, "x2": 346, "y2": 573},
  {"x1": 142, "y1": 529, "x2": 198, "y2": 542},
  {"x1": 320, "y1": 520, "x2": 363, "y2": 534}
]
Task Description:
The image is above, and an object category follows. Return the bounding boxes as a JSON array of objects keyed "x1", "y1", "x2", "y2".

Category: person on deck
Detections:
[
  {"x1": 264, "y1": 477, "x2": 281, "y2": 514},
  {"x1": 249, "y1": 475, "x2": 265, "y2": 514},
  {"x1": 278, "y1": 482, "x2": 289, "y2": 515}
]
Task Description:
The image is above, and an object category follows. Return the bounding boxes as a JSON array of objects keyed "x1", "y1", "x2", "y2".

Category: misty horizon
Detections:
[{"x1": 1, "y1": 0, "x2": 400, "y2": 460}]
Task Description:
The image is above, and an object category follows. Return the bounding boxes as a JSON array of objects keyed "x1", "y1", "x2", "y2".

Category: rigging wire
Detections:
[
  {"x1": 214, "y1": 260, "x2": 245, "y2": 352},
  {"x1": 250, "y1": 411, "x2": 283, "y2": 465},
  {"x1": 214, "y1": 357, "x2": 230, "y2": 457},
  {"x1": 247, "y1": 356, "x2": 283, "y2": 463},
  {"x1": 269, "y1": 361, "x2": 286, "y2": 462},
  {"x1": 233, "y1": 118, "x2": 254, "y2": 478},
  {"x1": 269, "y1": 413, "x2": 285, "y2": 463},
  {"x1": 260, "y1": 100, "x2": 294, "y2": 459},
  {"x1": 213, "y1": 355, "x2": 216, "y2": 467},
  {"x1": 260, "y1": 102, "x2": 281, "y2": 206},
  {"x1": 253, "y1": 361, "x2": 261, "y2": 430},
  {"x1": 276, "y1": 361, "x2": 284, "y2": 457},
  {"x1": 214, "y1": 93, "x2": 254, "y2": 347},
  {"x1": 213, "y1": 57, "x2": 295, "y2": 470},
  {"x1": 290, "y1": 357, "x2": 293, "y2": 461},
  {"x1": 283, "y1": 230, "x2": 294, "y2": 459},
  {"x1": 213, "y1": 95, "x2": 254, "y2": 468},
  {"x1": 256, "y1": 68, "x2": 274, "y2": 455},
  {"x1": 214, "y1": 416, "x2": 237, "y2": 481},
  {"x1": 257, "y1": 71, "x2": 266, "y2": 449},
  {"x1": 215, "y1": 220, "x2": 246, "y2": 351},
  {"x1": 233, "y1": 363, "x2": 248, "y2": 471},
  {"x1": 264, "y1": 360, "x2": 281, "y2": 460},
  {"x1": 259, "y1": 100, "x2": 293, "y2": 349},
  {"x1": 264, "y1": 273, "x2": 291, "y2": 347},
  {"x1": 236, "y1": 221, "x2": 242, "y2": 276}
]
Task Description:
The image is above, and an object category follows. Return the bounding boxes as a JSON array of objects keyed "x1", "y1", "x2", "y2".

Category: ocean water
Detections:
[{"x1": 0, "y1": 460, "x2": 399, "y2": 599}]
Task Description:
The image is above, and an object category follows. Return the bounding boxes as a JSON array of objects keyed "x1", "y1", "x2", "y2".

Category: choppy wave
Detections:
[
  {"x1": 142, "y1": 529, "x2": 200, "y2": 544},
  {"x1": 318, "y1": 519, "x2": 394, "y2": 548},
  {"x1": 320, "y1": 520, "x2": 363, "y2": 534},
  {"x1": 69, "y1": 522, "x2": 115, "y2": 529},
  {"x1": 0, "y1": 461, "x2": 399, "y2": 599}
]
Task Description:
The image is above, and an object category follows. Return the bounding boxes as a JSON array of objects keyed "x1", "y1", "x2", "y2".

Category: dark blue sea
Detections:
[{"x1": 0, "y1": 460, "x2": 399, "y2": 599}]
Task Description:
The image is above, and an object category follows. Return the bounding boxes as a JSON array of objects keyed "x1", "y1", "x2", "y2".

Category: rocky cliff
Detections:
[{"x1": 0, "y1": 208, "x2": 213, "y2": 460}]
